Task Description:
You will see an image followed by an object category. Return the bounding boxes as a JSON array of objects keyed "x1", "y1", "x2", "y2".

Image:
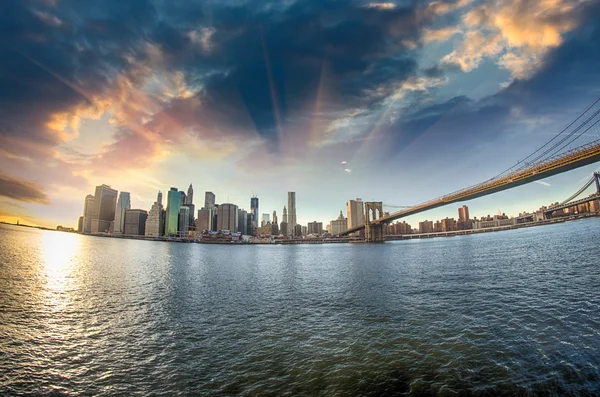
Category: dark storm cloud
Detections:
[{"x1": 0, "y1": 173, "x2": 49, "y2": 204}]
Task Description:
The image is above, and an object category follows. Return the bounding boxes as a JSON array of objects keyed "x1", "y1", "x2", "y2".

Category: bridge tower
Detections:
[
  {"x1": 364, "y1": 202, "x2": 385, "y2": 243},
  {"x1": 595, "y1": 172, "x2": 600, "y2": 194}
]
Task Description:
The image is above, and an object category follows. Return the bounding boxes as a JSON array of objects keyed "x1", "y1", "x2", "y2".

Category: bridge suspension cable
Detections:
[
  {"x1": 556, "y1": 176, "x2": 596, "y2": 206},
  {"x1": 492, "y1": 96, "x2": 600, "y2": 180}
]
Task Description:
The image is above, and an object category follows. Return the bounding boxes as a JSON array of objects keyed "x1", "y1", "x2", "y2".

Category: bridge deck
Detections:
[{"x1": 341, "y1": 141, "x2": 600, "y2": 235}]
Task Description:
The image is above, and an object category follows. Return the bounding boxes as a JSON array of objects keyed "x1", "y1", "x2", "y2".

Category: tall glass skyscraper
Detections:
[
  {"x1": 114, "y1": 191, "x2": 131, "y2": 234},
  {"x1": 165, "y1": 187, "x2": 181, "y2": 236},
  {"x1": 288, "y1": 192, "x2": 297, "y2": 237},
  {"x1": 251, "y1": 196, "x2": 259, "y2": 231}
]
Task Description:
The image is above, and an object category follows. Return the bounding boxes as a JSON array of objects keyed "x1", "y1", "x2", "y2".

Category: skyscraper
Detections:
[
  {"x1": 205, "y1": 192, "x2": 216, "y2": 209},
  {"x1": 179, "y1": 191, "x2": 187, "y2": 207},
  {"x1": 346, "y1": 198, "x2": 365, "y2": 229},
  {"x1": 179, "y1": 206, "x2": 190, "y2": 235},
  {"x1": 288, "y1": 192, "x2": 297, "y2": 236},
  {"x1": 251, "y1": 196, "x2": 259, "y2": 226},
  {"x1": 145, "y1": 191, "x2": 165, "y2": 237},
  {"x1": 272, "y1": 210, "x2": 278, "y2": 225},
  {"x1": 282, "y1": 206, "x2": 287, "y2": 224},
  {"x1": 261, "y1": 213, "x2": 270, "y2": 226},
  {"x1": 83, "y1": 194, "x2": 94, "y2": 233},
  {"x1": 458, "y1": 205, "x2": 470, "y2": 222},
  {"x1": 124, "y1": 209, "x2": 147, "y2": 235},
  {"x1": 186, "y1": 184, "x2": 194, "y2": 205},
  {"x1": 196, "y1": 208, "x2": 213, "y2": 232},
  {"x1": 217, "y1": 203, "x2": 238, "y2": 231},
  {"x1": 330, "y1": 210, "x2": 348, "y2": 235},
  {"x1": 165, "y1": 187, "x2": 181, "y2": 236},
  {"x1": 237, "y1": 209, "x2": 248, "y2": 235},
  {"x1": 114, "y1": 191, "x2": 131, "y2": 234},
  {"x1": 90, "y1": 184, "x2": 118, "y2": 233}
]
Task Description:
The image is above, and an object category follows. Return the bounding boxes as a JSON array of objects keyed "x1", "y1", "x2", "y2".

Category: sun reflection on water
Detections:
[{"x1": 41, "y1": 231, "x2": 81, "y2": 307}]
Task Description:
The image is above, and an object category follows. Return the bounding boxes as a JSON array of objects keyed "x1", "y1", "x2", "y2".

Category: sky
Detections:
[{"x1": 1, "y1": 0, "x2": 600, "y2": 229}]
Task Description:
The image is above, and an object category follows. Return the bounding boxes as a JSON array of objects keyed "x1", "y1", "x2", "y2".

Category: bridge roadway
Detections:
[{"x1": 341, "y1": 140, "x2": 600, "y2": 235}]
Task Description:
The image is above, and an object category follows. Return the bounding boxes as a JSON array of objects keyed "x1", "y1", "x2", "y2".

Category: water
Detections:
[{"x1": 1, "y1": 220, "x2": 599, "y2": 396}]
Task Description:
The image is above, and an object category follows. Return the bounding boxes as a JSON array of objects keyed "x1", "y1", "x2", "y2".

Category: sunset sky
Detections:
[{"x1": 1, "y1": 0, "x2": 600, "y2": 228}]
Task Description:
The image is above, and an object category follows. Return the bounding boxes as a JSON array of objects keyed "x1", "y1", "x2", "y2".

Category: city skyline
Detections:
[{"x1": 1, "y1": 0, "x2": 600, "y2": 228}]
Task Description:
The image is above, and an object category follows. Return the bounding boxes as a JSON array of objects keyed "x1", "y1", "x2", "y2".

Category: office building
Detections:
[
  {"x1": 257, "y1": 222, "x2": 273, "y2": 236},
  {"x1": 77, "y1": 216, "x2": 84, "y2": 233},
  {"x1": 165, "y1": 188, "x2": 181, "y2": 236},
  {"x1": 330, "y1": 210, "x2": 348, "y2": 235},
  {"x1": 217, "y1": 203, "x2": 238, "y2": 232},
  {"x1": 419, "y1": 220, "x2": 434, "y2": 234},
  {"x1": 458, "y1": 205, "x2": 469, "y2": 222},
  {"x1": 179, "y1": 206, "x2": 190, "y2": 235},
  {"x1": 124, "y1": 209, "x2": 147, "y2": 235},
  {"x1": 288, "y1": 192, "x2": 297, "y2": 236},
  {"x1": 186, "y1": 184, "x2": 194, "y2": 205},
  {"x1": 251, "y1": 196, "x2": 259, "y2": 228},
  {"x1": 238, "y1": 209, "x2": 248, "y2": 235},
  {"x1": 179, "y1": 191, "x2": 187, "y2": 207},
  {"x1": 346, "y1": 198, "x2": 365, "y2": 229},
  {"x1": 307, "y1": 221, "x2": 323, "y2": 235},
  {"x1": 83, "y1": 194, "x2": 94, "y2": 233},
  {"x1": 261, "y1": 213, "x2": 270, "y2": 226},
  {"x1": 114, "y1": 191, "x2": 131, "y2": 234},
  {"x1": 145, "y1": 191, "x2": 165, "y2": 237},
  {"x1": 294, "y1": 224, "x2": 302, "y2": 237},
  {"x1": 282, "y1": 206, "x2": 287, "y2": 224},
  {"x1": 91, "y1": 184, "x2": 118, "y2": 233},
  {"x1": 205, "y1": 192, "x2": 216, "y2": 209},
  {"x1": 280, "y1": 221, "x2": 288, "y2": 237},
  {"x1": 272, "y1": 210, "x2": 278, "y2": 225},
  {"x1": 196, "y1": 208, "x2": 213, "y2": 232}
]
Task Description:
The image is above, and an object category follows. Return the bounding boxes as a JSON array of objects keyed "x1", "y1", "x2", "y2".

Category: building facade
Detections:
[
  {"x1": 288, "y1": 192, "x2": 297, "y2": 236},
  {"x1": 346, "y1": 198, "x2": 365, "y2": 229},
  {"x1": 91, "y1": 184, "x2": 118, "y2": 233},
  {"x1": 145, "y1": 192, "x2": 165, "y2": 237},
  {"x1": 178, "y1": 206, "x2": 190, "y2": 235},
  {"x1": 165, "y1": 187, "x2": 181, "y2": 236},
  {"x1": 307, "y1": 221, "x2": 323, "y2": 235},
  {"x1": 330, "y1": 210, "x2": 348, "y2": 235},
  {"x1": 114, "y1": 191, "x2": 131, "y2": 234},
  {"x1": 205, "y1": 192, "x2": 216, "y2": 209},
  {"x1": 83, "y1": 194, "x2": 95, "y2": 233},
  {"x1": 217, "y1": 203, "x2": 238, "y2": 232},
  {"x1": 124, "y1": 209, "x2": 147, "y2": 235}
]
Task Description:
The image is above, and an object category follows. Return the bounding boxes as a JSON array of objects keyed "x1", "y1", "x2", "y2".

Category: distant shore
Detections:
[{"x1": 3, "y1": 213, "x2": 598, "y2": 244}]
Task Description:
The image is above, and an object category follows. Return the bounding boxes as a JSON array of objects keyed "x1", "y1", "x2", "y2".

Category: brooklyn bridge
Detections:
[{"x1": 342, "y1": 97, "x2": 600, "y2": 242}]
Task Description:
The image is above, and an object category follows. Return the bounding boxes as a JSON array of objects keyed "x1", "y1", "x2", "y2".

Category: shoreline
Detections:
[{"x1": 3, "y1": 213, "x2": 598, "y2": 244}]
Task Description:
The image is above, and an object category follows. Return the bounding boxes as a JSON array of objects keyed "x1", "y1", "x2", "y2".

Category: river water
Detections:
[{"x1": 1, "y1": 219, "x2": 599, "y2": 396}]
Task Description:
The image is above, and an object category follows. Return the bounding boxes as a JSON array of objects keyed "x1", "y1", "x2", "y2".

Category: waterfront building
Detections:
[
  {"x1": 282, "y1": 206, "x2": 288, "y2": 224},
  {"x1": 271, "y1": 222, "x2": 279, "y2": 235},
  {"x1": 261, "y1": 213, "x2": 270, "y2": 226},
  {"x1": 196, "y1": 208, "x2": 213, "y2": 232},
  {"x1": 145, "y1": 192, "x2": 165, "y2": 237},
  {"x1": 441, "y1": 218, "x2": 456, "y2": 232},
  {"x1": 301, "y1": 225, "x2": 307, "y2": 236},
  {"x1": 272, "y1": 210, "x2": 278, "y2": 225},
  {"x1": 458, "y1": 205, "x2": 469, "y2": 222},
  {"x1": 307, "y1": 221, "x2": 323, "y2": 235},
  {"x1": 83, "y1": 194, "x2": 94, "y2": 233},
  {"x1": 246, "y1": 214, "x2": 254, "y2": 236},
  {"x1": 238, "y1": 209, "x2": 248, "y2": 235},
  {"x1": 178, "y1": 206, "x2": 190, "y2": 235},
  {"x1": 91, "y1": 184, "x2": 118, "y2": 233},
  {"x1": 434, "y1": 221, "x2": 442, "y2": 232},
  {"x1": 419, "y1": 220, "x2": 434, "y2": 234},
  {"x1": 165, "y1": 187, "x2": 181, "y2": 236},
  {"x1": 124, "y1": 209, "x2": 147, "y2": 235},
  {"x1": 257, "y1": 222, "x2": 272, "y2": 236},
  {"x1": 217, "y1": 203, "x2": 238, "y2": 232},
  {"x1": 294, "y1": 224, "x2": 302, "y2": 237},
  {"x1": 346, "y1": 198, "x2": 365, "y2": 229},
  {"x1": 114, "y1": 191, "x2": 131, "y2": 234},
  {"x1": 205, "y1": 192, "x2": 216, "y2": 209},
  {"x1": 388, "y1": 221, "x2": 412, "y2": 235},
  {"x1": 77, "y1": 216, "x2": 84, "y2": 233},
  {"x1": 288, "y1": 192, "x2": 297, "y2": 236},
  {"x1": 330, "y1": 211, "x2": 348, "y2": 235}
]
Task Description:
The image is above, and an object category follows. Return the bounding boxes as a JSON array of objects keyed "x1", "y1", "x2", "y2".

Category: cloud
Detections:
[
  {"x1": 534, "y1": 181, "x2": 551, "y2": 187},
  {"x1": 422, "y1": 27, "x2": 460, "y2": 43},
  {"x1": 444, "y1": 0, "x2": 593, "y2": 78},
  {"x1": 0, "y1": 173, "x2": 49, "y2": 204},
  {"x1": 344, "y1": 168, "x2": 352, "y2": 173}
]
